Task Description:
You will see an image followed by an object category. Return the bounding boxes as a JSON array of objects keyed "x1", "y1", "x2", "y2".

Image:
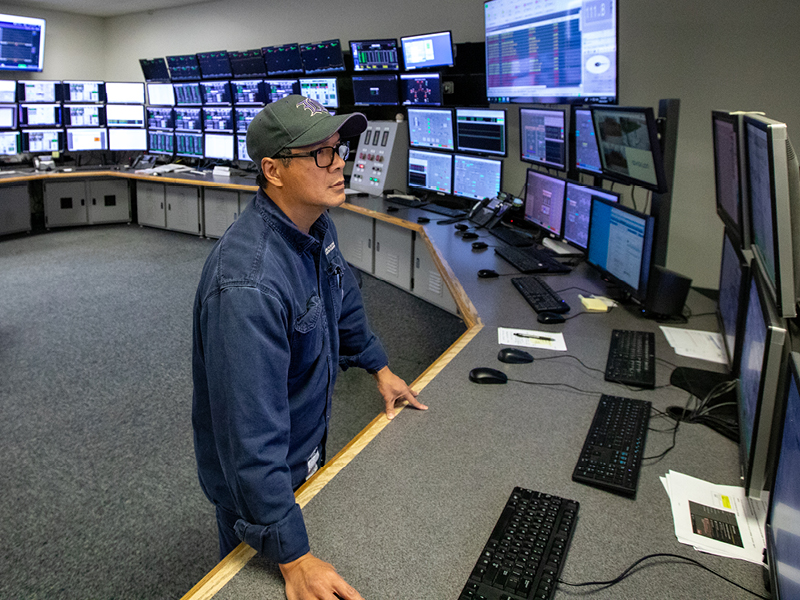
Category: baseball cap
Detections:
[{"x1": 246, "y1": 95, "x2": 367, "y2": 166}]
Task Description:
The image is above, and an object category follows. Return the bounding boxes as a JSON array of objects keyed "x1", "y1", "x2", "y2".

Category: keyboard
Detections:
[
  {"x1": 488, "y1": 225, "x2": 534, "y2": 247},
  {"x1": 604, "y1": 329, "x2": 656, "y2": 388},
  {"x1": 385, "y1": 194, "x2": 426, "y2": 208},
  {"x1": 572, "y1": 395, "x2": 651, "y2": 498},
  {"x1": 423, "y1": 203, "x2": 467, "y2": 218},
  {"x1": 511, "y1": 276, "x2": 570, "y2": 314},
  {"x1": 459, "y1": 487, "x2": 579, "y2": 600},
  {"x1": 495, "y1": 246, "x2": 571, "y2": 274}
]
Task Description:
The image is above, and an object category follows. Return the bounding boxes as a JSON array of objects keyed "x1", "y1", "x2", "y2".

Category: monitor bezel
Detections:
[
  {"x1": 452, "y1": 153, "x2": 503, "y2": 202},
  {"x1": 454, "y1": 107, "x2": 507, "y2": 157},
  {"x1": 349, "y1": 38, "x2": 400, "y2": 72},
  {"x1": 407, "y1": 148, "x2": 454, "y2": 196},
  {"x1": 519, "y1": 106, "x2": 568, "y2": 171},
  {"x1": 523, "y1": 168, "x2": 567, "y2": 237},
  {"x1": 407, "y1": 107, "x2": 454, "y2": 151},
  {"x1": 562, "y1": 179, "x2": 620, "y2": 251},
  {"x1": 400, "y1": 30, "x2": 455, "y2": 71},
  {"x1": 0, "y1": 13, "x2": 46, "y2": 73}
]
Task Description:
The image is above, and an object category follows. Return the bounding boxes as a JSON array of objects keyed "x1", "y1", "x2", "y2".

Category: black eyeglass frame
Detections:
[{"x1": 276, "y1": 140, "x2": 350, "y2": 168}]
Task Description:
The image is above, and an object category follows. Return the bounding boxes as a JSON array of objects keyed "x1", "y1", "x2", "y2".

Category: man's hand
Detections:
[
  {"x1": 280, "y1": 553, "x2": 364, "y2": 600},
  {"x1": 373, "y1": 366, "x2": 428, "y2": 420}
]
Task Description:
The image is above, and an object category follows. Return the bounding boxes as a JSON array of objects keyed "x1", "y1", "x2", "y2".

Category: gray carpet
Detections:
[{"x1": 0, "y1": 224, "x2": 465, "y2": 599}]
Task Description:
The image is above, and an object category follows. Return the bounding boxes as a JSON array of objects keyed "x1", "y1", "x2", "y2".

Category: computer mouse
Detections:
[
  {"x1": 478, "y1": 269, "x2": 499, "y2": 278},
  {"x1": 469, "y1": 367, "x2": 508, "y2": 384},
  {"x1": 538, "y1": 311, "x2": 566, "y2": 324},
  {"x1": 387, "y1": 206, "x2": 399, "y2": 212},
  {"x1": 497, "y1": 347, "x2": 534, "y2": 364},
  {"x1": 455, "y1": 223, "x2": 469, "y2": 231},
  {"x1": 462, "y1": 232, "x2": 479, "y2": 240},
  {"x1": 472, "y1": 241, "x2": 488, "y2": 250},
  {"x1": 417, "y1": 216, "x2": 430, "y2": 224}
]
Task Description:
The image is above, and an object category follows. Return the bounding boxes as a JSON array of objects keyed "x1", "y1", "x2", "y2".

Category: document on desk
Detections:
[
  {"x1": 659, "y1": 326, "x2": 727, "y2": 364},
  {"x1": 660, "y1": 470, "x2": 766, "y2": 564},
  {"x1": 498, "y1": 327, "x2": 567, "y2": 351}
]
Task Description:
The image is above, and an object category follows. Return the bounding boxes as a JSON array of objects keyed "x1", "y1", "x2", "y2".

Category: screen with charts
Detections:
[
  {"x1": 265, "y1": 79, "x2": 300, "y2": 103},
  {"x1": 407, "y1": 108, "x2": 453, "y2": 151},
  {"x1": 139, "y1": 57, "x2": 170, "y2": 82},
  {"x1": 200, "y1": 81, "x2": 232, "y2": 105},
  {"x1": 574, "y1": 107, "x2": 602, "y2": 174},
  {"x1": 229, "y1": 49, "x2": 267, "y2": 78},
  {"x1": 67, "y1": 128, "x2": 107, "y2": 151},
  {"x1": 203, "y1": 107, "x2": 234, "y2": 132},
  {"x1": 520, "y1": 108, "x2": 566, "y2": 169},
  {"x1": 231, "y1": 80, "x2": 266, "y2": 105},
  {"x1": 563, "y1": 181, "x2": 618, "y2": 250},
  {"x1": 22, "y1": 129, "x2": 63, "y2": 152},
  {"x1": 105, "y1": 104, "x2": 145, "y2": 128},
  {"x1": 167, "y1": 54, "x2": 201, "y2": 81},
  {"x1": 66, "y1": 104, "x2": 104, "y2": 127},
  {"x1": 174, "y1": 82, "x2": 203, "y2": 106},
  {"x1": 453, "y1": 154, "x2": 502, "y2": 201},
  {"x1": 408, "y1": 149, "x2": 452, "y2": 194},
  {"x1": 300, "y1": 39, "x2": 345, "y2": 73},
  {"x1": 350, "y1": 39, "x2": 399, "y2": 71},
  {"x1": 0, "y1": 13, "x2": 45, "y2": 72},
  {"x1": 262, "y1": 44, "x2": 304, "y2": 76},
  {"x1": 235, "y1": 107, "x2": 260, "y2": 133},
  {"x1": 64, "y1": 81, "x2": 103, "y2": 103},
  {"x1": 176, "y1": 132, "x2": 203, "y2": 157},
  {"x1": 455, "y1": 108, "x2": 506, "y2": 156},
  {"x1": 0, "y1": 131, "x2": 20, "y2": 154},
  {"x1": 401, "y1": 31, "x2": 454, "y2": 70},
  {"x1": 237, "y1": 134, "x2": 251, "y2": 162},
  {"x1": 148, "y1": 130, "x2": 174, "y2": 155},
  {"x1": 299, "y1": 78, "x2": 338, "y2": 108},
  {"x1": 19, "y1": 104, "x2": 61, "y2": 127},
  {"x1": 524, "y1": 170, "x2": 566, "y2": 236},
  {"x1": 147, "y1": 107, "x2": 174, "y2": 130},
  {"x1": 19, "y1": 80, "x2": 59, "y2": 103},
  {"x1": 175, "y1": 108, "x2": 202, "y2": 132},
  {"x1": 400, "y1": 73, "x2": 442, "y2": 106},
  {"x1": 197, "y1": 51, "x2": 232, "y2": 79}
]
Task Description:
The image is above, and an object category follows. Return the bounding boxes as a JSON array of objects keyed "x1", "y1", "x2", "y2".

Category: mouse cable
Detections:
[
  {"x1": 558, "y1": 552, "x2": 769, "y2": 599},
  {"x1": 506, "y1": 378, "x2": 607, "y2": 396},
  {"x1": 656, "y1": 356, "x2": 680, "y2": 369},
  {"x1": 532, "y1": 354, "x2": 606, "y2": 375}
]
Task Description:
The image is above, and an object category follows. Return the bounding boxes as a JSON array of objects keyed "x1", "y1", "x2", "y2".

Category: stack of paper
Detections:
[
  {"x1": 660, "y1": 470, "x2": 767, "y2": 564},
  {"x1": 659, "y1": 326, "x2": 727, "y2": 364}
]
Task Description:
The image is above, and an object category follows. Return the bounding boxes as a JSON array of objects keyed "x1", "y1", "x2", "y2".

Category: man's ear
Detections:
[{"x1": 261, "y1": 157, "x2": 283, "y2": 189}]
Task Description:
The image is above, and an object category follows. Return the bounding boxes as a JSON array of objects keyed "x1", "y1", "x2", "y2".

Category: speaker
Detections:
[{"x1": 645, "y1": 265, "x2": 692, "y2": 318}]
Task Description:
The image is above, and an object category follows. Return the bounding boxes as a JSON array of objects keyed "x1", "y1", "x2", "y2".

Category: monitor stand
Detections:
[{"x1": 668, "y1": 366, "x2": 738, "y2": 442}]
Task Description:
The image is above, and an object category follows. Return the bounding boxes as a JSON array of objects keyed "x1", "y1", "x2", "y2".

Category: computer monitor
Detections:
[
  {"x1": 300, "y1": 39, "x2": 345, "y2": 74},
  {"x1": 200, "y1": 81, "x2": 232, "y2": 106},
  {"x1": 407, "y1": 108, "x2": 454, "y2": 151},
  {"x1": 236, "y1": 134, "x2": 252, "y2": 162},
  {"x1": 176, "y1": 131, "x2": 203, "y2": 158},
  {"x1": 64, "y1": 104, "x2": 105, "y2": 128},
  {"x1": 197, "y1": 51, "x2": 232, "y2": 79},
  {"x1": 147, "y1": 107, "x2": 174, "y2": 130},
  {"x1": 262, "y1": 44, "x2": 304, "y2": 76},
  {"x1": 523, "y1": 170, "x2": 566, "y2": 236},
  {"x1": 66, "y1": 127, "x2": 108, "y2": 151},
  {"x1": 173, "y1": 82, "x2": 203, "y2": 106},
  {"x1": 204, "y1": 132, "x2": 234, "y2": 161},
  {"x1": 139, "y1": 58, "x2": 170, "y2": 82},
  {"x1": 744, "y1": 113, "x2": 800, "y2": 319},
  {"x1": 105, "y1": 104, "x2": 145, "y2": 128},
  {"x1": 105, "y1": 82, "x2": 145, "y2": 105},
  {"x1": 352, "y1": 75, "x2": 398, "y2": 106},
  {"x1": 520, "y1": 107, "x2": 567, "y2": 170},
  {"x1": 484, "y1": 0, "x2": 617, "y2": 104},
  {"x1": 0, "y1": 131, "x2": 20, "y2": 155},
  {"x1": 562, "y1": 181, "x2": 619, "y2": 251},
  {"x1": 0, "y1": 104, "x2": 16, "y2": 129},
  {"x1": 737, "y1": 261, "x2": 788, "y2": 499},
  {"x1": 350, "y1": 39, "x2": 399, "y2": 71},
  {"x1": 229, "y1": 49, "x2": 268, "y2": 78},
  {"x1": 573, "y1": 107, "x2": 602, "y2": 175},
  {"x1": 265, "y1": 79, "x2": 300, "y2": 103},
  {"x1": 400, "y1": 31, "x2": 454, "y2": 71},
  {"x1": 148, "y1": 129, "x2": 174, "y2": 155},
  {"x1": 175, "y1": 108, "x2": 202, "y2": 132},
  {"x1": 407, "y1": 149, "x2": 453, "y2": 195},
  {"x1": 591, "y1": 105, "x2": 669, "y2": 193},
  {"x1": 399, "y1": 73, "x2": 442, "y2": 106},
  {"x1": 453, "y1": 154, "x2": 503, "y2": 201},
  {"x1": 108, "y1": 128, "x2": 147, "y2": 151},
  {"x1": 167, "y1": 54, "x2": 202, "y2": 81},
  {"x1": 235, "y1": 107, "x2": 261, "y2": 133},
  {"x1": 22, "y1": 129, "x2": 63, "y2": 153},
  {"x1": 587, "y1": 197, "x2": 655, "y2": 301},
  {"x1": 18, "y1": 104, "x2": 62, "y2": 127},
  {"x1": 203, "y1": 107, "x2": 234, "y2": 133},
  {"x1": 298, "y1": 78, "x2": 338, "y2": 108},
  {"x1": 0, "y1": 80, "x2": 16, "y2": 102},
  {"x1": 455, "y1": 108, "x2": 506, "y2": 157},
  {"x1": 63, "y1": 80, "x2": 104, "y2": 103},
  {"x1": 18, "y1": 80, "x2": 61, "y2": 103},
  {"x1": 231, "y1": 80, "x2": 266, "y2": 105},
  {"x1": 0, "y1": 13, "x2": 45, "y2": 72},
  {"x1": 764, "y1": 351, "x2": 800, "y2": 600},
  {"x1": 717, "y1": 229, "x2": 751, "y2": 375},
  {"x1": 147, "y1": 83, "x2": 175, "y2": 107}
]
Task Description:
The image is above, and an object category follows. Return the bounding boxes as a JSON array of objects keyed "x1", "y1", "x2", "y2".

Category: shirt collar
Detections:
[{"x1": 255, "y1": 188, "x2": 330, "y2": 254}]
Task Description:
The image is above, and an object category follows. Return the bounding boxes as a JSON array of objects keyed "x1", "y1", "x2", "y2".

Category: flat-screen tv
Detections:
[
  {"x1": 0, "y1": 13, "x2": 46, "y2": 72},
  {"x1": 401, "y1": 31, "x2": 454, "y2": 71},
  {"x1": 520, "y1": 107, "x2": 567, "y2": 170}
]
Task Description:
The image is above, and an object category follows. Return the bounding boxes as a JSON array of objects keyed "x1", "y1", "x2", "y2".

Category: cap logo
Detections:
[{"x1": 296, "y1": 97, "x2": 329, "y2": 117}]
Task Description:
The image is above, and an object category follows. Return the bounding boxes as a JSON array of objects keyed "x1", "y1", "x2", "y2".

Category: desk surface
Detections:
[{"x1": 184, "y1": 197, "x2": 762, "y2": 600}]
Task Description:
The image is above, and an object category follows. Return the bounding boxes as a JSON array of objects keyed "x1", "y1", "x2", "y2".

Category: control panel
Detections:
[{"x1": 349, "y1": 120, "x2": 408, "y2": 195}]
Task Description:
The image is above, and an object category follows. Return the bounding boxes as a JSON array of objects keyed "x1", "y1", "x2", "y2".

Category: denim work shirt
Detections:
[{"x1": 192, "y1": 188, "x2": 388, "y2": 564}]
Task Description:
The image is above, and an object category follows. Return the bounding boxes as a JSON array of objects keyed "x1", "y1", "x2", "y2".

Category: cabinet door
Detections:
[
  {"x1": 204, "y1": 188, "x2": 239, "y2": 238},
  {"x1": 43, "y1": 181, "x2": 88, "y2": 228},
  {"x1": 165, "y1": 185, "x2": 201, "y2": 235},
  {"x1": 136, "y1": 181, "x2": 166, "y2": 228},
  {"x1": 239, "y1": 191, "x2": 253, "y2": 215},
  {"x1": 374, "y1": 220, "x2": 412, "y2": 291},
  {"x1": 329, "y1": 207, "x2": 374, "y2": 273},
  {"x1": 413, "y1": 235, "x2": 458, "y2": 314},
  {"x1": 88, "y1": 179, "x2": 130, "y2": 224},
  {"x1": 0, "y1": 184, "x2": 31, "y2": 235}
]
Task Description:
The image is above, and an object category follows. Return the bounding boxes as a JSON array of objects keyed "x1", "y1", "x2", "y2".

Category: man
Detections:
[{"x1": 192, "y1": 95, "x2": 427, "y2": 599}]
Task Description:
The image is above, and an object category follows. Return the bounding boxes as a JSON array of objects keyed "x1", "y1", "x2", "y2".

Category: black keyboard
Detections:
[
  {"x1": 460, "y1": 487, "x2": 579, "y2": 600},
  {"x1": 495, "y1": 246, "x2": 571, "y2": 274},
  {"x1": 488, "y1": 225, "x2": 534, "y2": 247},
  {"x1": 385, "y1": 195, "x2": 426, "y2": 208},
  {"x1": 423, "y1": 203, "x2": 467, "y2": 217},
  {"x1": 604, "y1": 329, "x2": 656, "y2": 388},
  {"x1": 572, "y1": 395, "x2": 651, "y2": 498},
  {"x1": 511, "y1": 276, "x2": 570, "y2": 314}
]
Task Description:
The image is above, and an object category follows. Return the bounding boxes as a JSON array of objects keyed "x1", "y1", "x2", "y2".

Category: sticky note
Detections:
[{"x1": 721, "y1": 495, "x2": 731, "y2": 509}]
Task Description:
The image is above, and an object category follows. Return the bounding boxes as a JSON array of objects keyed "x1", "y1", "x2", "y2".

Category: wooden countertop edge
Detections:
[{"x1": 0, "y1": 170, "x2": 259, "y2": 190}]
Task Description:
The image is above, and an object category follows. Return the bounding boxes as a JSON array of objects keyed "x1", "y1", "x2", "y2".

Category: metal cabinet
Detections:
[
  {"x1": 330, "y1": 207, "x2": 374, "y2": 273},
  {"x1": 374, "y1": 220, "x2": 412, "y2": 291},
  {"x1": 204, "y1": 188, "x2": 239, "y2": 238},
  {"x1": 165, "y1": 185, "x2": 201, "y2": 235},
  {"x1": 0, "y1": 184, "x2": 31, "y2": 235},
  {"x1": 44, "y1": 179, "x2": 130, "y2": 228},
  {"x1": 413, "y1": 235, "x2": 458, "y2": 314},
  {"x1": 136, "y1": 181, "x2": 166, "y2": 228}
]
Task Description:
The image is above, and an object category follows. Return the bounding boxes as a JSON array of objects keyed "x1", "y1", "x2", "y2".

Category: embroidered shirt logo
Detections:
[
  {"x1": 296, "y1": 97, "x2": 329, "y2": 117},
  {"x1": 325, "y1": 242, "x2": 335, "y2": 255}
]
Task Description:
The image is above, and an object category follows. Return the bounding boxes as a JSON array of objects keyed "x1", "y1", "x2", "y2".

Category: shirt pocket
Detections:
[
  {"x1": 289, "y1": 294, "x2": 324, "y2": 374},
  {"x1": 326, "y1": 256, "x2": 344, "y2": 322}
]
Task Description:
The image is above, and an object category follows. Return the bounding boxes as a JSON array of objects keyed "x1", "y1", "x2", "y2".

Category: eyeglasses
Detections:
[{"x1": 277, "y1": 141, "x2": 350, "y2": 168}]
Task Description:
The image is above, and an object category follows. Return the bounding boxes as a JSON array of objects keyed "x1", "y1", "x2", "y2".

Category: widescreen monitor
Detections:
[
  {"x1": 717, "y1": 229, "x2": 751, "y2": 374},
  {"x1": 175, "y1": 108, "x2": 202, "y2": 132},
  {"x1": 0, "y1": 13, "x2": 45, "y2": 72},
  {"x1": 523, "y1": 170, "x2": 566, "y2": 236},
  {"x1": 298, "y1": 78, "x2": 338, "y2": 108},
  {"x1": 0, "y1": 80, "x2": 16, "y2": 102},
  {"x1": 265, "y1": 79, "x2": 300, "y2": 103},
  {"x1": 520, "y1": 107, "x2": 567, "y2": 170},
  {"x1": 105, "y1": 104, "x2": 145, "y2": 128},
  {"x1": 139, "y1": 58, "x2": 170, "y2": 82},
  {"x1": 176, "y1": 131, "x2": 203, "y2": 158},
  {"x1": 231, "y1": 80, "x2": 266, "y2": 105},
  {"x1": 203, "y1": 107, "x2": 234, "y2": 132},
  {"x1": 574, "y1": 107, "x2": 602, "y2": 174},
  {"x1": 229, "y1": 49, "x2": 267, "y2": 78},
  {"x1": 400, "y1": 73, "x2": 442, "y2": 106},
  {"x1": 147, "y1": 107, "x2": 174, "y2": 130},
  {"x1": 204, "y1": 133, "x2": 234, "y2": 160},
  {"x1": 148, "y1": 130, "x2": 174, "y2": 155},
  {"x1": 484, "y1": 0, "x2": 617, "y2": 104},
  {"x1": 0, "y1": 104, "x2": 17, "y2": 129},
  {"x1": 66, "y1": 128, "x2": 107, "y2": 151},
  {"x1": 455, "y1": 108, "x2": 506, "y2": 157},
  {"x1": 407, "y1": 108, "x2": 454, "y2": 151},
  {"x1": 300, "y1": 39, "x2": 345, "y2": 74},
  {"x1": 63, "y1": 81, "x2": 104, "y2": 103},
  {"x1": 591, "y1": 105, "x2": 668, "y2": 193},
  {"x1": 352, "y1": 75, "x2": 398, "y2": 106},
  {"x1": 401, "y1": 31, "x2": 454, "y2": 71},
  {"x1": 174, "y1": 82, "x2": 203, "y2": 106},
  {"x1": 167, "y1": 54, "x2": 201, "y2": 81},
  {"x1": 737, "y1": 262, "x2": 788, "y2": 499},
  {"x1": 108, "y1": 128, "x2": 147, "y2": 151},
  {"x1": 587, "y1": 197, "x2": 654, "y2": 301},
  {"x1": 147, "y1": 83, "x2": 175, "y2": 107},
  {"x1": 18, "y1": 80, "x2": 60, "y2": 103},
  {"x1": 18, "y1": 103, "x2": 61, "y2": 127},
  {"x1": 200, "y1": 81, "x2": 232, "y2": 105},
  {"x1": 0, "y1": 131, "x2": 20, "y2": 155},
  {"x1": 237, "y1": 134, "x2": 251, "y2": 162},
  {"x1": 197, "y1": 51, "x2": 232, "y2": 79},
  {"x1": 744, "y1": 113, "x2": 800, "y2": 319},
  {"x1": 407, "y1": 149, "x2": 453, "y2": 195},
  {"x1": 235, "y1": 107, "x2": 260, "y2": 133},
  {"x1": 65, "y1": 104, "x2": 105, "y2": 127},
  {"x1": 105, "y1": 82, "x2": 145, "y2": 105},
  {"x1": 22, "y1": 129, "x2": 63, "y2": 153},
  {"x1": 262, "y1": 44, "x2": 304, "y2": 76},
  {"x1": 453, "y1": 154, "x2": 502, "y2": 201},
  {"x1": 563, "y1": 181, "x2": 619, "y2": 250},
  {"x1": 350, "y1": 39, "x2": 399, "y2": 71}
]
